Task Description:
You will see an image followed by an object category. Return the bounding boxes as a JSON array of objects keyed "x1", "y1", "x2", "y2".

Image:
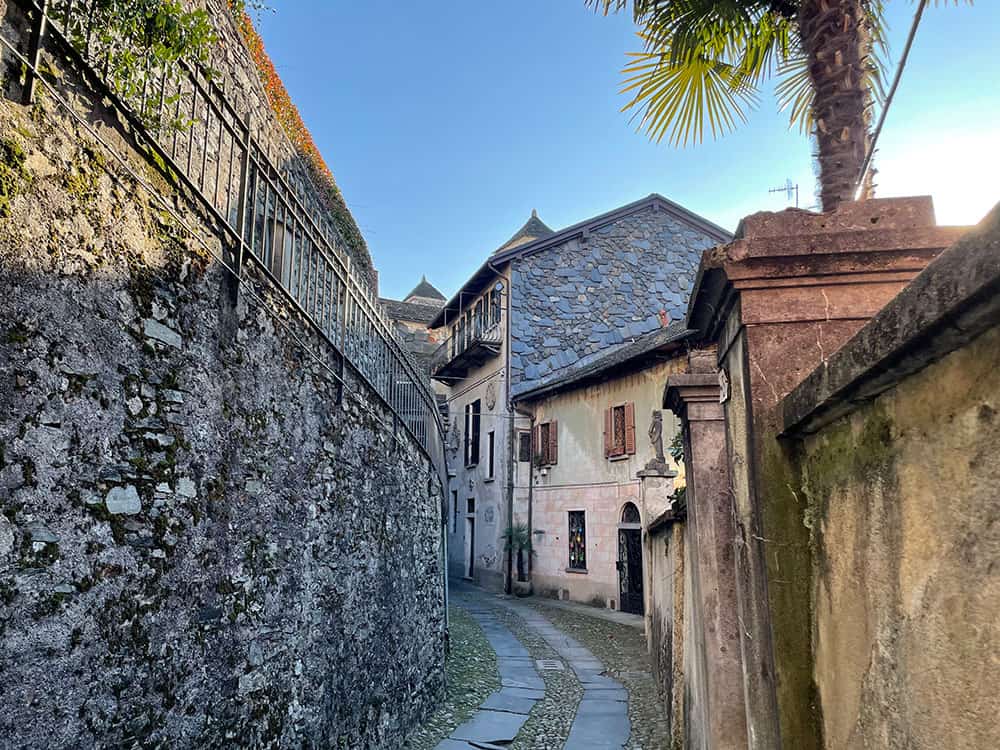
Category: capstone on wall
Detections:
[
  {"x1": 509, "y1": 206, "x2": 715, "y2": 396},
  {"x1": 0, "y1": 8, "x2": 443, "y2": 748}
]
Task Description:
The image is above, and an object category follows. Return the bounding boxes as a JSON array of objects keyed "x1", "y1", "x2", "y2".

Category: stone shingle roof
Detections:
[
  {"x1": 405, "y1": 276, "x2": 445, "y2": 302},
  {"x1": 514, "y1": 323, "x2": 692, "y2": 402},
  {"x1": 379, "y1": 298, "x2": 442, "y2": 325},
  {"x1": 495, "y1": 210, "x2": 554, "y2": 253}
]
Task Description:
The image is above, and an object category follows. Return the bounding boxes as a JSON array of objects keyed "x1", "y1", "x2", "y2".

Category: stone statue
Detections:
[
  {"x1": 649, "y1": 410, "x2": 666, "y2": 463},
  {"x1": 637, "y1": 410, "x2": 674, "y2": 479}
]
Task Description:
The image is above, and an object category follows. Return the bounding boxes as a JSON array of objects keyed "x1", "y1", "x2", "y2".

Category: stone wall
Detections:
[
  {"x1": 0, "y1": 4, "x2": 444, "y2": 748},
  {"x1": 509, "y1": 204, "x2": 719, "y2": 396}
]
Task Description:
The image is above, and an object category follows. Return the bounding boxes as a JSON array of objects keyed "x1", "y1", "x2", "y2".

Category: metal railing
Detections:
[
  {"x1": 20, "y1": 0, "x2": 446, "y2": 476},
  {"x1": 431, "y1": 320, "x2": 502, "y2": 374}
]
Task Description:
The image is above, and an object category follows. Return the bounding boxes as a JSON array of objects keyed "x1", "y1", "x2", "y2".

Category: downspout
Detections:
[
  {"x1": 512, "y1": 403, "x2": 535, "y2": 582},
  {"x1": 487, "y1": 256, "x2": 515, "y2": 595}
]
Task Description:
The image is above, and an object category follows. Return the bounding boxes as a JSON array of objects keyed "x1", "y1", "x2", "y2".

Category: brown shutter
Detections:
[
  {"x1": 549, "y1": 420, "x2": 558, "y2": 465},
  {"x1": 603, "y1": 407, "x2": 612, "y2": 458},
  {"x1": 624, "y1": 402, "x2": 636, "y2": 455}
]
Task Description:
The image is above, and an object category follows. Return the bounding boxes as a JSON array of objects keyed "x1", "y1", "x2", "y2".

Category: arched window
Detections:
[{"x1": 621, "y1": 502, "x2": 640, "y2": 525}]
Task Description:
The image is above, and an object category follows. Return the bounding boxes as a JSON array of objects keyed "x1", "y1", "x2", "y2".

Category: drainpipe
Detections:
[
  {"x1": 487, "y1": 257, "x2": 515, "y2": 595},
  {"x1": 512, "y1": 404, "x2": 536, "y2": 582}
]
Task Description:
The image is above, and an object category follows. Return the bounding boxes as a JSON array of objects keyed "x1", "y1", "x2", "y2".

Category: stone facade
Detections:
[
  {"x1": 0, "y1": 5, "x2": 444, "y2": 748},
  {"x1": 510, "y1": 204, "x2": 723, "y2": 396}
]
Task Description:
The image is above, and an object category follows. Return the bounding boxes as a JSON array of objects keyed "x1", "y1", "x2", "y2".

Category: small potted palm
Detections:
[{"x1": 503, "y1": 523, "x2": 533, "y2": 597}]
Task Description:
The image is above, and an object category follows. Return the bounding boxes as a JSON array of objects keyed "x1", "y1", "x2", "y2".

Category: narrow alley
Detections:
[{"x1": 405, "y1": 582, "x2": 671, "y2": 750}]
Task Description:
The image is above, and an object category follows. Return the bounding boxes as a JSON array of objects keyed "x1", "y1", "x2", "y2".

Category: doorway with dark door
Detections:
[{"x1": 617, "y1": 502, "x2": 644, "y2": 615}]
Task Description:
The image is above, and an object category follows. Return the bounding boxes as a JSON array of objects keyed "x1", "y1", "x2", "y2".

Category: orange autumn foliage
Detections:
[{"x1": 232, "y1": 7, "x2": 372, "y2": 274}]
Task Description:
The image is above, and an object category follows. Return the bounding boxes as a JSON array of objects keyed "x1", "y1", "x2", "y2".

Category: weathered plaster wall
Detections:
[
  {"x1": 509, "y1": 206, "x2": 716, "y2": 395},
  {"x1": 523, "y1": 358, "x2": 685, "y2": 606},
  {"x1": 798, "y1": 323, "x2": 1000, "y2": 750},
  {"x1": 646, "y1": 521, "x2": 687, "y2": 750},
  {"x1": 0, "y1": 21, "x2": 443, "y2": 750}
]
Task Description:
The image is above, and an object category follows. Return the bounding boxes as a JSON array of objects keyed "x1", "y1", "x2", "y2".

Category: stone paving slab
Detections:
[
  {"x1": 451, "y1": 709, "x2": 529, "y2": 745},
  {"x1": 433, "y1": 596, "x2": 544, "y2": 749},
  {"x1": 487, "y1": 596, "x2": 633, "y2": 749},
  {"x1": 498, "y1": 686, "x2": 545, "y2": 700},
  {"x1": 433, "y1": 740, "x2": 474, "y2": 750},
  {"x1": 481, "y1": 689, "x2": 539, "y2": 715},
  {"x1": 583, "y1": 687, "x2": 629, "y2": 702},
  {"x1": 565, "y1": 701, "x2": 631, "y2": 749}
]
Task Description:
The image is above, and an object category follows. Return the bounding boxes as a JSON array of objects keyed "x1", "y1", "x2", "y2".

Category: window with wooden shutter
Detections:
[
  {"x1": 606, "y1": 403, "x2": 635, "y2": 459},
  {"x1": 548, "y1": 420, "x2": 558, "y2": 465},
  {"x1": 604, "y1": 407, "x2": 613, "y2": 457},
  {"x1": 518, "y1": 431, "x2": 532, "y2": 462},
  {"x1": 624, "y1": 402, "x2": 636, "y2": 455},
  {"x1": 470, "y1": 399, "x2": 481, "y2": 466},
  {"x1": 534, "y1": 421, "x2": 558, "y2": 465},
  {"x1": 465, "y1": 400, "x2": 481, "y2": 466}
]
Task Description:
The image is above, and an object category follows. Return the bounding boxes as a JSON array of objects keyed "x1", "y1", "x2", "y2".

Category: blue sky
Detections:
[{"x1": 255, "y1": 2, "x2": 999, "y2": 301}]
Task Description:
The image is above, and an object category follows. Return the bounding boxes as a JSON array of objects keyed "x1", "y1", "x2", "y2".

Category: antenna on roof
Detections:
[{"x1": 768, "y1": 179, "x2": 799, "y2": 208}]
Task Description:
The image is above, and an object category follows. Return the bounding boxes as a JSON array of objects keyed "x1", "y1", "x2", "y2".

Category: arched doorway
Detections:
[{"x1": 617, "y1": 502, "x2": 644, "y2": 615}]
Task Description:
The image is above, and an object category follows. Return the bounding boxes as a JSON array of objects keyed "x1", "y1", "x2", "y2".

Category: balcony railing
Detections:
[{"x1": 431, "y1": 321, "x2": 502, "y2": 380}]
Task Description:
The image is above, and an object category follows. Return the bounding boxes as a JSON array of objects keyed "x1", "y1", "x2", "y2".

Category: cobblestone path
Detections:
[{"x1": 410, "y1": 582, "x2": 669, "y2": 750}]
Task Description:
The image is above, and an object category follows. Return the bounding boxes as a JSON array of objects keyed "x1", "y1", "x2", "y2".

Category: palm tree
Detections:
[
  {"x1": 591, "y1": 1, "x2": 963, "y2": 211},
  {"x1": 502, "y1": 523, "x2": 533, "y2": 583}
]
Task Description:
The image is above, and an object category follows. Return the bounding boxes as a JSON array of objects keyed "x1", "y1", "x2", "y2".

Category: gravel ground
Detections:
[
  {"x1": 402, "y1": 606, "x2": 500, "y2": 750},
  {"x1": 490, "y1": 604, "x2": 584, "y2": 750},
  {"x1": 529, "y1": 602, "x2": 672, "y2": 750}
]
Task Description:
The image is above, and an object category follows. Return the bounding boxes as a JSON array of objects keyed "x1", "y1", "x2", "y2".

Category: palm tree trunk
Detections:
[{"x1": 799, "y1": 0, "x2": 875, "y2": 210}]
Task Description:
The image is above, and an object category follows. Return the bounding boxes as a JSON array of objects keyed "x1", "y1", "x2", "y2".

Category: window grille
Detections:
[{"x1": 568, "y1": 511, "x2": 586, "y2": 570}]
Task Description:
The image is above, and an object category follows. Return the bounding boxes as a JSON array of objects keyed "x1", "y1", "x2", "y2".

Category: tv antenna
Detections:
[{"x1": 769, "y1": 178, "x2": 799, "y2": 208}]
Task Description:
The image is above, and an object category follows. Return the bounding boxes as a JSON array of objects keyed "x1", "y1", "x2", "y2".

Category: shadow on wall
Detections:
[{"x1": 0, "y1": 8, "x2": 445, "y2": 746}]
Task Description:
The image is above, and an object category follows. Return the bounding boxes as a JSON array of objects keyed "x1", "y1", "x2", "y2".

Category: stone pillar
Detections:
[
  {"x1": 665, "y1": 349, "x2": 747, "y2": 750},
  {"x1": 684, "y1": 197, "x2": 968, "y2": 748}
]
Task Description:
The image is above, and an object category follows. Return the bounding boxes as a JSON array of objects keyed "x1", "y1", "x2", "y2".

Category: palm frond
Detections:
[
  {"x1": 621, "y1": 36, "x2": 759, "y2": 146},
  {"x1": 775, "y1": 54, "x2": 814, "y2": 132},
  {"x1": 613, "y1": 3, "x2": 788, "y2": 146}
]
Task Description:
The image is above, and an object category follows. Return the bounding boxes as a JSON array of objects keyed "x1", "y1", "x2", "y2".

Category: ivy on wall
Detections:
[
  {"x1": 229, "y1": 3, "x2": 373, "y2": 278},
  {"x1": 53, "y1": 0, "x2": 373, "y2": 282}
]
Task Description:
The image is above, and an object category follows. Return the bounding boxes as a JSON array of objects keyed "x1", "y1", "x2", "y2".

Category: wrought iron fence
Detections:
[
  {"x1": 430, "y1": 321, "x2": 503, "y2": 375},
  {"x1": 18, "y1": 0, "x2": 446, "y2": 474}
]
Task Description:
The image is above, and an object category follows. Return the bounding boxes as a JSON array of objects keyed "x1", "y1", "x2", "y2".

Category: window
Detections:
[
  {"x1": 568, "y1": 511, "x2": 586, "y2": 570},
  {"x1": 604, "y1": 402, "x2": 636, "y2": 459},
  {"x1": 467, "y1": 498, "x2": 476, "y2": 514},
  {"x1": 464, "y1": 399, "x2": 481, "y2": 466},
  {"x1": 452, "y1": 491, "x2": 458, "y2": 534},
  {"x1": 490, "y1": 286, "x2": 502, "y2": 326},
  {"x1": 518, "y1": 431, "x2": 532, "y2": 462},
  {"x1": 473, "y1": 299, "x2": 484, "y2": 337},
  {"x1": 487, "y1": 431, "x2": 495, "y2": 480},
  {"x1": 533, "y1": 420, "x2": 558, "y2": 466}
]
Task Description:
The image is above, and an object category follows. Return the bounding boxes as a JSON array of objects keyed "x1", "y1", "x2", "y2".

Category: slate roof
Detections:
[
  {"x1": 405, "y1": 275, "x2": 445, "y2": 302},
  {"x1": 513, "y1": 322, "x2": 692, "y2": 402},
  {"x1": 379, "y1": 298, "x2": 442, "y2": 325},
  {"x1": 430, "y1": 194, "x2": 732, "y2": 328},
  {"x1": 495, "y1": 210, "x2": 554, "y2": 253}
]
